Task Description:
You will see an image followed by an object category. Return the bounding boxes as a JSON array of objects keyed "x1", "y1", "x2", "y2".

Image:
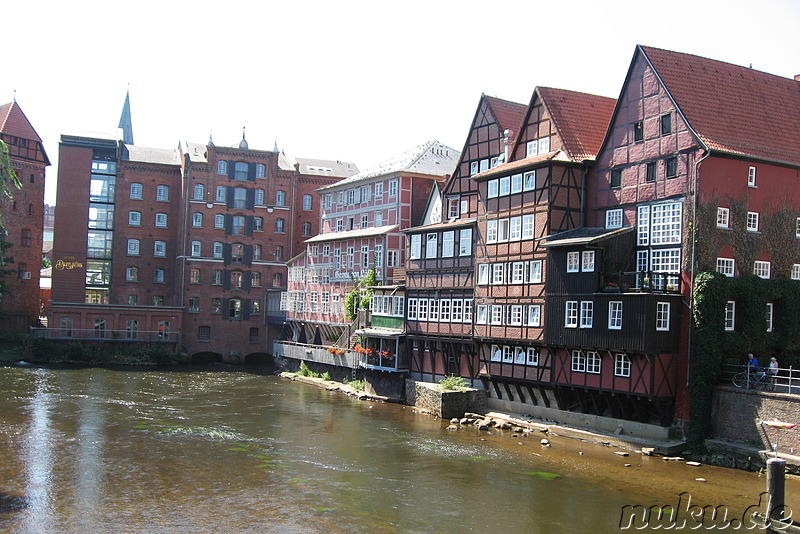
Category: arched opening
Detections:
[{"x1": 191, "y1": 351, "x2": 224, "y2": 364}]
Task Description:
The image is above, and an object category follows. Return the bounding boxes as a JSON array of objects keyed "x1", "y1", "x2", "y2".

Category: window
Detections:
[
  {"x1": 748, "y1": 166, "x2": 757, "y2": 187},
  {"x1": 410, "y1": 234, "x2": 421, "y2": 259},
  {"x1": 229, "y1": 298, "x2": 242, "y2": 319},
  {"x1": 610, "y1": 169, "x2": 622, "y2": 188},
  {"x1": 250, "y1": 271, "x2": 261, "y2": 287},
  {"x1": 571, "y1": 350, "x2": 586, "y2": 372},
  {"x1": 193, "y1": 183, "x2": 205, "y2": 200},
  {"x1": 418, "y1": 299, "x2": 428, "y2": 321},
  {"x1": 511, "y1": 262, "x2": 524, "y2": 284},
  {"x1": 528, "y1": 261, "x2": 542, "y2": 283},
  {"x1": 448, "y1": 198, "x2": 460, "y2": 219},
  {"x1": 303, "y1": 195, "x2": 313, "y2": 211},
  {"x1": 153, "y1": 268, "x2": 165, "y2": 283},
  {"x1": 253, "y1": 217, "x2": 264, "y2": 232},
  {"x1": 793, "y1": 264, "x2": 800, "y2": 280},
  {"x1": 130, "y1": 182, "x2": 143, "y2": 199},
  {"x1": 275, "y1": 218, "x2": 285, "y2": 233},
  {"x1": 459, "y1": 228, "x2": 472, "y2": 256},
  {"x1": 510, "y1": 216, "x2": 522, "y2": 241},
  {"x1": 374, "y1": 182, "x2": 384, "y2": 196},
  {"x1": 717, "y1": 207, "x2": 729, "y2": 228},
  {"x1": 360, "y1": 214, "x2": 369, "y2": 229},
  {"x1": 766, "y1": 302, "x2": 774, "y2": 333},
  {"x1": 126, "y1": 266, "x2": 138, "y2": 282},
  {"x1": 580, "y1": 301, "x2": 594, "y2": 328},
  {"x1": 491, "y1": 305, "x2": 502, "y2": 325},
  {"x1": 154, "y1": 240, "x2": 166, "y2": 257},
  {"x1": 361, "y1": 245, "x2": 370, "y2": 268},
  {"x1": 502, "y1": 345, "x2": 513, "y2": 363},
  {"x1": 155, "y1": 213, "x2": 167, "y2": 228},
  {"x1": 272, "y1": 272, "x2": 283, "y2": 287},
  {"x1": 275, "y1": 246, "x2": 284, "y2": 261},
  {"x1": 477, "y1": 264, "x2": 489, "y2": 285},
  {"x1": 213, "y1": 242, "x2": 223, "y2": 259},
  {"x1": 156, "y1": 185, "x2": 169, "y2": 201},
  {"x1": 233, "y1": 162, "x2": 248, "y2": 180},
  {"x1": 407, "y1": 298, "x2": 418, "y2": 320},
  {"x1": 606, "y1": 209, "x2": 623, "y2": 229},
  {"x1": 633, "y1": 121, "x2": 643, "y2": 142},
  {"x1": 660, "y1": 114, "x2": 672, "y2": 135},
  {"x1": 189, "y1": 268, "x2": 201, "y2": 284},
  {"x1": 438, "y1": 299, "x2": 448, "y2": 322},
  {"x1": 747, "y1": 211, "x2": 759, "y2": 232},
  {"x1": 192, "y1": 212, "x2": 203, "y2": 228},
  {"x1": 522, "y1": 214, "x2": 534, "y2": 239},
  {"x1": 214, "y1": 214, "x2": 225, "y2": 229},
  {"x1": 301, "y1": 222, "x2": 311, "y2": 236},
  {"x1": 198, "y1": 325, "x2": 211, "y2": 342},
  {"x1": 251, "y1": 163, "x2": 264, "y2": 178},
  {"x1": 646, "y1": 162, "x2": 657, "y2": 183},
  {"x1": 509, "y1": 305, "x2": 523, "y2": 326},
  {"x1": 276, "y1": 190, "x2": 286, "y2": 206},
  {"x1": 387, "y1": 250, "x2": 398, "y2": 268},
  {"x1": 526, "y1": 348, "x2": 539, "y2": 366},
  {"x1": 650, "y1": 202, "x2": 682, "y2": 245},
  {"x1": 217, "y1": 160, "x2": 227, "y2": 174},
  {"x1": 586, "y1": 351, "x2": 601, "y2": 374},
  {"x1": 442, "y1": 231, "x2": 454, "y2": 257},
  {"x1": 374, "y1": 211, "x2": 383, "y2": 227},
  {"x1": 362, "y1": 185, "x2": 371, "y2": 203},
  {"x1": 490, "y1": 345, "x2": 502, "y2": 362},
  {"x1": 452, "y1": 300, "x2": 463, "y2": 322},
  {"x1": 567, "y1": 252, "x2": 579, "y2": 273},
  {"x1": 527, "y1": 305, "x2": 541, "y2": 327},
  {"x1": 656, "y1": 302, "x2": 671, "y2": 331},
  {"x1": 59, "y1": 317, "x2": 74, "y2": 337},
  {"x1": 232, "y1": 243, "x2": 245, "y2": 263},
  {"x1": 609, "y1": 301, "x2": 623, "y2": 330},
  {"x1": 188, "y1": 296, "x2": 200, "y2": 312},
  {"x1": 796, "y1": 218, "x2": 800, "y2": 238},
  {"x1": 231, "y1": 271, "x2": 243, "y2": 289},
  {"x1": 476, "y1": 305, "x2": 488, "y2": 324},
  {"x1": 488, "y1": 179, "x2": 499, "y2": 198},
  {"x1": 614, "y1": 354, "x2": 631, "y2": 377},
  {"x1": 216, "y1": 186, "x2": 226, "y2": 202},
  {"x1": 127, "y1": 239, "x2": 140, "y2": 255},
  {"x1": 717, "y1": 257, "x2": 735, "y2": 277},
  {"x1": 128, "y1": 211, "x2": 141, "y2": 226},
  {"x1": 498, "y1": 218, "x2": 510, "y2": 242},
  {"x1": 724, "y1": 301, "x2": 735, "y2": 331},
  {"x1": 666, "y1": 157, "x2": 678, "y2": 178},
  {"x1": 486, "y1": 220, "x2": 498, "y2": 243},
  {"x1": 374, "y1": 244, "x2": 383, "y2": 268},
  {"x1": 492, "y1": 263, "x2": 505, "y2": 285},
  {"x1": 191, "y1": 240, "x2": 202, "y2": 257},
  {"x1": 207, "y1": 297, "x2": 221, "y2": 314},
  {"x1": 582, "y1": 251, "x2": 595, "y2": 272},
  {"x1": 754, "y1": 260, "x2": 771, "y2": 279},
  {"x1": 17, "y1": 262, "x2": 28, "y2": 278},
  {"x1": 565, "y1": 301, "x2": 578, "y2": 327},
  {"x1": 499, "y1": 176, "x2": 510, "y2": 196}
]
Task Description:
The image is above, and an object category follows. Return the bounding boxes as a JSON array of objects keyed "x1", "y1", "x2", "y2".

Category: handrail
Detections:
[{"x1": 720, "y1": 362, "x2": 799, "y2": 394}]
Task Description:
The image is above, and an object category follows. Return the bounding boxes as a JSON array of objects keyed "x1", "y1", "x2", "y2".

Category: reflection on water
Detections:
[{"x1": 0, "y1": 365, "x2": 789, "y2": 533}]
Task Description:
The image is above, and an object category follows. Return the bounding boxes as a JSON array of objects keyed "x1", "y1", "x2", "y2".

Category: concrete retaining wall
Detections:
[{"x1": 406, "y1": 380, "x2": 486, "y2": 418}]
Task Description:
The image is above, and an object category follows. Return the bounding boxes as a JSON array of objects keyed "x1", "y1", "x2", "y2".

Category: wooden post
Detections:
[{"x1": 766, "y1": 457, "x2": 786, "y2": 532}]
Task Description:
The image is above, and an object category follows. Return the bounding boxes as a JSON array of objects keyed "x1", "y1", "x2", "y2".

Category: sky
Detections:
[{"x1": 2, "y1": 0, "x2": 799, "y2": 205}]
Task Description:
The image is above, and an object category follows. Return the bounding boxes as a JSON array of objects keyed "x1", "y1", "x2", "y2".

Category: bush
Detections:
[
  {"x1": 439, "y1": 375, "x2": 468, "y2": 391},
  {"x1": 345, "y1": 378, "x2": 365, "y2": 391},
  {"x1": 321, "y1": 371, "x2": 332, "y2": 381}
]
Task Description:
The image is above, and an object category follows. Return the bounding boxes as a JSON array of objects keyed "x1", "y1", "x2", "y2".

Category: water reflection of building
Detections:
[{"x1": 0, "y1": 101, "x2": 50, "y2": 331}]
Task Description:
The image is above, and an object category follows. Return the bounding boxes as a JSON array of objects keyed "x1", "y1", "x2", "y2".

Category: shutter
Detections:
[
  {"x1": 223, "y1": 270, "x2": 231, "y2": 290},
  {"x1": 246, "y1": 188, "x2": 255, "y2": 209},
  {"x1": 227, "y1": 162, "x2": 235, "y2": 181},
  {"x1": 226, "y1": 186, "x2": 234, "y2": 209},
  {"x1": 248, "y1": 163, "x2": 256, "y2": 181},
  {"x1": 245, "y1": 215, "x2": 254, "y2": 236},
  {"x1": 223, "y1": 243, "x2": 232, "y2": 265},
  {"x1": 244, "y1": 244, "x2": 253, "y2": 266},
  {"x1": 244, "y1": 271, "x2": 252, "y2": 291},
  {"x1": 222, "y1": 299, "x2": 230, "y2": 319},
  {"x1": 243, "y1": 300, "x2": 251, "y2": 320},
  {"x1": 225, "y1": 214, "x2": 233, "y2": 235}
]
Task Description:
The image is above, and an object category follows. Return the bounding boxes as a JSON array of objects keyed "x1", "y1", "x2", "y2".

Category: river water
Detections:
[{"x1": 0, "y1": 365, "x2": 794, "y2": 533}]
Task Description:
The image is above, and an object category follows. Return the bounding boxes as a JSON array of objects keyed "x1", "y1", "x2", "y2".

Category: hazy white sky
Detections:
[{"x1": 2, "y1": 0, "x2": 798, "y2": 205}]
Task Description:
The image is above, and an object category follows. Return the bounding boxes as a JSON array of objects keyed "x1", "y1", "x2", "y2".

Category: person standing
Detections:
[{"x1": 769, "y1": 356, "x2": 779, "y2": 391}]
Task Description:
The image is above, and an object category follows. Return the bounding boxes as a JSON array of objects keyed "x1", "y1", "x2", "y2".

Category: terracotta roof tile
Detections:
[
  {"x1": 0, "y1": 101, "x2": 43, "y2": 142},
  {"x1": 538, "y1": 87, "x2": 616, "y2": 161},
  {"x1": 484, "y1": 95, "x2": 528, "y2": 143},
  {"x1": 641, "y1": 45, "x2": 800, "y2": 166}
]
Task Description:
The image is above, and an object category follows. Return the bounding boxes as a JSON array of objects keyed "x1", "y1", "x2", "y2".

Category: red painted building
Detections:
[{"x1": 0, "y1": 101, "x2": 50, "y2": 331}]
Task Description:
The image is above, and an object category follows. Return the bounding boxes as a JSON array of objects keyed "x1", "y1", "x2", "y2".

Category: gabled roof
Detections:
[
  {"x1": 304, "y1": 224, "x2": 399, "y2": 243},
  {"x1": 123, "y1": 144, "x2": 181, "y2": 166},
  {"x1": 319, "y1": 140, "x2": 459, "y2": 190},
  {"x1": 639, "y1": 45, "x2": 800, "y2": 166},
  {"x1": 537, "y1": 87, "x2": 616, "y2": 161},
  {"x1": 0, "y1": 101, "x2": 43, "y2": 141},
  {"x1": 278, "y1": 154, "x2": 359, "y2": 178},
  {"x1": 483, "y1": 95, "x2": 528, "y2": 144}
]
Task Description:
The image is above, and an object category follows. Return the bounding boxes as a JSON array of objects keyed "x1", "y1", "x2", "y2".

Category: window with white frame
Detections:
[
  {"x1": 498, "y1": 218, "x2": 510, "y2": 242},
  {"x1": 127, "y1": 239, "x2": 140, "y2": 255},
  {"x1": 717, "y1": 207, "x2": 730, "y2": 228},
  {"x1": 656, "y1": 302, "x2": 671, "y2": 331},
  {"x1": 156, "y1": 185, "x2": 169, "y2": 201},
  {"x1": 215, "y1": 186, "x2": 226, "y2": 202},
  {"x1": 502, "y1": 345, "x2": 513, "y2": 363},
  {"x1": 407, "y1": 298, "x2": 418, "y2": 319},
  {"x1": 213, "y1": 241, "x2": 223, "y2": 259},
  {"x1": 438, "y1": 299, "x2": 448, "y2": 322},
  {"x1": 499, "y1": 176, "x2": 510, "y2": 196},
  {"x1": 571, "y1": 350, "x2": 586, "y2": 372},
  {"x1": 154, "y1": 240, "x2": 166, "y2": 257},
  {"x1": 526, "y1": 347, "x2": 539, "y2": 365},
  {"x1": 510, "y1": 305, "x2": 523, "y2": 326},
  {"x1": 606, "y1": 209, "x2": 623, "y2": 229},
  {"x1": 717, "y1": 258, "x2": 735, "y2": 277},
  {"x1": 426, "y1": 233, "x2": 438, "y2": 259},
  {"x1": 565, "y1": 301, "x2": 578, "y2": 327},
  {"x1": 192, "y1": 212, "x2": 203, "y2": 228},
  {"x1": 491, "y1": 305, "x2": 503, "y2": 325},
  {"x1": 614, "y1": 354, "x2": 631, "y2": 377},
  {"x1": 528, "y1": 261, "x2": 542, "y2": 283},
  {"x1": 418, "y1": 299, "x2": 428, "y2": 321},
  {"x1": 650, "y1": 202, "x2": 682, "y2": 244},
  {"x1": 478, "y1": 264, "x2": 489, "y2": 285},
  {"x1": 452, "y1": 299, "x2": 463, "y2": 322},
  {"x1": 191, "y1": 240, "x2": 201, "y2": 257},
  {"x1": 128, "y1": 211, "x2": 141, "y2": 226},
  {"x1": 511, "y1": 173, "x2": 523, "y2": 194},
  {"x1": 510, "y1": 217, "x2": 522, "y2": 241},
  {"x1": 766, "y1": 302, "x2": 774, "y2": 333},
  {"x1": 754, "y1": 260, "x2": 771, "y2": 279},
  {"x1": 567, "y1": 252, "x2": 580, "y2": 272},
  {"x1": 302, "y1": 195, "x2": 313, "y2": 211},
  {"x1": 459, "y1": 228, "x2": 472, "y2": 256},
  {"x1": 793, "y1": 264, "x2": 800, "y2": 280},
  {"x1": 522, "y1": 214, "x2": 534, "y2": 239},
  {"x1": 637, "y1": 205, "x2": 650, "y2": 246},
  {"x1": 539, "y1": 136, "x2": 550, "y2": 154},
  {"x1": 527, "y1": 305, "x2": 541, "y2": 326},
  {"x1": 526, "y1": 140, "x2": 538, "y2": 158},
  {"x1": 609, "y1": 301, "x2": 623, "y2": 329},
  {"x1": 442, "y1": 231, "x2": 455, "y2": 257},
  {"x1": 651, "y1": 249, "x2": 681, "y2": 273},
  {"x1": 486, "y1": 220, "x2": 498, "y2": 243},
  {"x1": 130, "y1": 183, "x2": 143, "y2": 200},
  {"x1": 193, "y1": 184, "x2": 205, "y2": 201},
  {"x1": 155, "y1": 213, "x2": 167, "y2": 228},
  {"x1": 492, "y1": 263, "x2": 505, "y2": 284},
  {"x1": 582, "y1": 251, "x2": 595, "y2": 272},
  {"x1": 490, "y1": 345, "x2": 502, "y2": 362},
  {"x1": 511, "y1": 262, "x2": 525, "y2": 284},
  {"x1": 580, "y1": 301, "x2": 593, "y2": 328},
  {"x1": 748, "y1": 166, "x2": 757, "y2": 187},
  {"x1": 214, "y1": 214, "x2": 224, "y2": 229},
  {"x1": 476, "y1": 304, "x2": 488, "y2": 324},
  {"x1": 361, "y1": 245, "x2": 370, "y2": 268},
  {"x1": 410, "y1": 234, "x2": 421, "y2": 259},
  {"x1": 514, "y1": 346, "x2": 526, "y2": 364},
  {"x1": 796, "y1": 217, "x2": 800, "y2": 238},
  {"x1": 488, "y1": 179, "x2": 499, "y2": 198},
  {"x1": 464, "y1": 299, "x2": 473, "y2": 322},
  {"x1": 747, "y1": 212, "x2": 759, "y2": 232},
  {"x1": 523, "y1": 170, "x2": 536, "y2": 191},
  {"x1": 724, "y1": 301, "x2": 735, "y2": 331},
  {"x1": 586, "y1": 351, "x2": 601, "y2": 374},
  {"x1": 388, "y1": 179, "x2": 398, "y2": 197}
]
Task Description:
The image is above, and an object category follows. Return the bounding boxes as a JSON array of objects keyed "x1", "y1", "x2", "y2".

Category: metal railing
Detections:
[
  {"x1": 273, "y1": 340, "x2": 361, "y2": 369},
  {"x1": 601, "y1": 271, "x2": 681, "y2": 294},
  {"x1": 719, "y1": 363, "x2": 800, "y2": 394},
  {"x1": 30, "y1": 327, "x2": 179, "y2": 343}
]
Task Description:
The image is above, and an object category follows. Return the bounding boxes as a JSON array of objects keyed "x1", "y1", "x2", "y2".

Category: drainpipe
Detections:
[{"x1": 686, "y1": 149, "x2": 710, "y2": 388}]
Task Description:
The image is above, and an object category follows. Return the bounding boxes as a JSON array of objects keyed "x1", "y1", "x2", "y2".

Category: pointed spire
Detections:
[
  {"x1": 118, "y1": 87, "x2": 134, "y2": 145},
  {"x1": 208, "y1": 132, "x2": 214, "y2": 146},
  {"x1": 273, "y1": 138, "x2": 279, "y2": 152},
  {"x1": 239, "y1": 126, "x2": 248, "y2": 149}
]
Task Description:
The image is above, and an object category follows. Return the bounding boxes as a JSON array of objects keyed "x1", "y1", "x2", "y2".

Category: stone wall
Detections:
[
  {"x1": 405, "y1": 380, "x2": 486, "y2": 418},
  {"x1": 711, "y1": 387, "x2": 800, "y2": 455}
]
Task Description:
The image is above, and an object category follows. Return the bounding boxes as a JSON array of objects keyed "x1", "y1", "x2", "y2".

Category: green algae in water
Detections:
[
  {"x1": 525, "y1": 471, "x2": 561, "y2": 480},
  {"x1": 132, "y1": 423, "x2": 150, "y2": 430}
]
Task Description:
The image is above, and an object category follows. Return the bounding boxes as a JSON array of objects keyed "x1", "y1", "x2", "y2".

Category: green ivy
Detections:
[{"x1": 344, "y1": 269, "x2": 376, "y2": 321}]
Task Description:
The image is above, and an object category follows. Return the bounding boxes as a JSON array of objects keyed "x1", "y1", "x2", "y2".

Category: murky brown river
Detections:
[{"x1": 0, "y1": 365, "x2": 795, "y2": 533}]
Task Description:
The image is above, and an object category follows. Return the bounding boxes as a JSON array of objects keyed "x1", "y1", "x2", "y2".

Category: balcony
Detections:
[
  {"x1": 600, "y1": 271, "x2": 681, "y2": 294},
  {"x1": 273, "y1": 341, "x2": 360, "y2": 369}
]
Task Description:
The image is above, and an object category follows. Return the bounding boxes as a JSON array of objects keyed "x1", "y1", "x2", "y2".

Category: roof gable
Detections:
[
  {"x1": 641, "y1": 45, "x2": 800, "y2": 166},
  {"x1": 0, "y1": 102, "x2": 43, "y2": 142}
]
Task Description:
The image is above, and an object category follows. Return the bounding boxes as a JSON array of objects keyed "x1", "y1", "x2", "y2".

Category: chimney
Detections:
[
  {"x1": 503, "y1": 129, "x2": 512, "y2": 161},
  {"x1": 795, "y1": 74, "x2": 800, "y2": 82}
]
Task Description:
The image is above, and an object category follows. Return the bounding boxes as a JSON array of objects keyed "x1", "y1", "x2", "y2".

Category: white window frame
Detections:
[
  {"x1": 510, "y1": 305, "x2": 523, "y2": 326},
  {"x1": 793, "y1": 264, "x2": 800, "y2": 280},
  {"x1": 407, "y1": 298, "x2": 418, "y2": 320},
  {"x1": 155, "y1": 212, "x2": 168, "y2": 228},
  {"x1": 747, "y1": 211, "x2": 759, "y2": 232},
  {"x1": 410, "y1": 234, "x2": 422, "y2": 259},
  {"x1": 442, "y1": 231, "x2": 455, "y2": 258},
  {"x1": 717, "y1": 257, "x2": 735, "y2": 277},
  {"x1": 486, "y1": 220, "x2": 498, "y2": 243},
  {"x1": 526, "y1": 305, "x2": 541, "y2": 327},
  {"x1": 526, "y1": 347, "x2": 539, "y2": 366},
  {"x1": 565, "y1": 301, "x2": 578, "y2": 328},
  {"x1": 488, "y1": 179, "x2": 499, "y2": 198},
  {"x1": 748, "y1": 166, "x2": 757, "y2": 187},
  {"x1": 766, "y1": 302, "x2": 774, "y2": 333},
  {"x1": 476, "y1": 304, "x2": 488, "y2": 324},
  {"x1": 571, "y1": 350, "x2": 586, "y2": 372},
  {"x1": 492, "y1": 263, "x2": 505, "y2": 285},
  {"x1": 579, "y1": 301, "x2": 594, "y2": 328},
  {"x1": 586, "y1": 351, "x2": 601, "y2": 374},
  {"x1": 388, "y1": 179, "x2": 398, "y2": 197},
  {"x1": 491, "y1": 305, "x2": 503, "y2": 325},
  {"x1": 426, "y1": 233, "x2": 438, "y2": 259},
  {"x1": 724, "y1": 301, "x2": 735, "y2": 331},
  {"x1": 656, "y1": 302, "x2": 671, "y2": 331},
  {"x1": 128, "y1": 211, "x2": 141, "y2": 226},
  {"x1": 754, "y1": 260, "x2": 771, "y2": 279},
  {"x1": 459, "y1": 228, "x2": 472, "y2": 256},
  {"x1": 614, "y1": 354, "x2": 631, "y2": 377},
  {"x1": 567, "y1": 252, "x2": 580, "y2": 273},
  {"x1": 608, "y1": 301, "x2": 623, "y2": 330},
  {"x1": 582, "y1": 251, "x2": 595, "y2": 272},
  {"x1": 523, "y1": 170, "x2": 536, "y2": 191},
  {"x1": 477, "y1": 264, "x2": 489, "y2": 285},
  {"x1": 606, "y1": 209, "x2": 623, "y2": 229},
  {"x1": 127, "y1": 239, "x2": 140, "y2": 256},
  {"x1": 490, "y1": 344, "x2": 501, "y2": 362},
  {"x1": 717, "y1": 207, "x2": 730, "y2": 228},
  {"x1": 528, "y1": 261, "x2": 542, "y2": 283}
]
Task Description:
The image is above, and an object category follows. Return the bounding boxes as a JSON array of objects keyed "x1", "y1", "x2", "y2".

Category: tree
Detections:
[
  {"x1": 0, "y1": 139, "x2": 20, "y2": 299},
  {"x1": 344, "y1": 269, "x2": 377, "y2": 321}
]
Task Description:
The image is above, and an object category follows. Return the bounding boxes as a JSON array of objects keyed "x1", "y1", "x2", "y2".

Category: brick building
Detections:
[
  {"x1": 49, "y1": 129, "x2": 355, "y2": 361},
  {"x1": 0, "y1": 101, "x2": 50, "y2": 331}
]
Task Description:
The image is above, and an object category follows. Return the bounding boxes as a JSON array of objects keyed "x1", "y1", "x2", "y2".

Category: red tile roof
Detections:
[
  {"x1": 537, "y1": 87, "x2": 616, "y2": 161},
  {"x1": 484, "y1": 95, "x2": 527, "y2": 145},
  {"x1": 641, "y1": 45, "x2": 800, "y2": 166},
  {"x1": 0, "y1": 101, "x2": 43, "y2": 141}
]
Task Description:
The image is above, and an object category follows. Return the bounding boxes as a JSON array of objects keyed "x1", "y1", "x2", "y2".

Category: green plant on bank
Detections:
[
  {"x1": 298, "y1": 362, "x2": 319, "y2": 378},
  {"x1": 344, "y1": 269, "x2": 377, "y2": 321},
  {"x1": 321, "y1": 371, "x2": 332, "y2": 381},
  {"x1": 439, "y1": 374, "x2": 468, "y2": 391},
  {"x1": 344, "y1": 378, "x2": 365, "y2": 391}
]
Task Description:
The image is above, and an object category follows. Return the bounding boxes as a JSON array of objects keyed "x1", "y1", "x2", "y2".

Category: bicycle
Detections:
[{"x1": 732, "y1": 366, "x2": 769, "y2": 390}]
